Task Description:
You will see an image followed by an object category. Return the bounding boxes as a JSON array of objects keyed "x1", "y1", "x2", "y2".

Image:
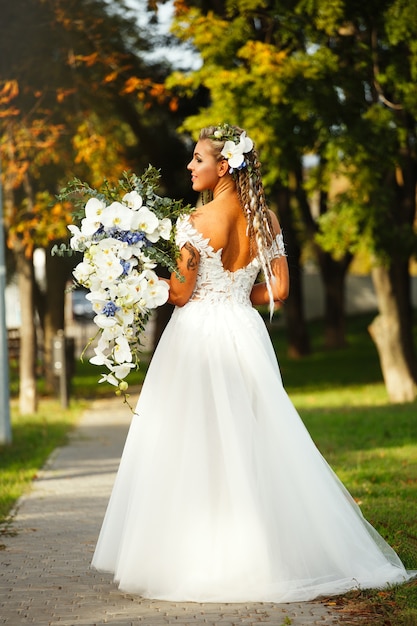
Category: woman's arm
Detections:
[
  {"x1": 162, "y1": 242, "x2": 200, "y2": 307},
  {"x1": 250, "y1": 211, "x2": 289, "y2": 306},
  {"x1": 250, "y1": 257, "x2": 289, "y2": 305}
]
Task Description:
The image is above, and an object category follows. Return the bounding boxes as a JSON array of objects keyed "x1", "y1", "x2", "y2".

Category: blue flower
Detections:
[
  {"x1": 120, "y1": 230, "x2": 148, "y2": 245},
  {"x1": 102, "y1": 301, "x2": 119, "y2": 317},
  {"x1": 92, "y1": 224, "x2": 105, "y2": 239},
  {"x1": 120, "y1": 260, "x2": 131, "y2": 276},
  {"x1": 106, "y1": 227, "x2": 120, "y2": 238}
]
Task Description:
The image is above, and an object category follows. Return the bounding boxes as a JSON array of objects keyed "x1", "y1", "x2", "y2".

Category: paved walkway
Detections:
[{"x1": 0, "y1": 397, "x2": 355, "y2": 626}]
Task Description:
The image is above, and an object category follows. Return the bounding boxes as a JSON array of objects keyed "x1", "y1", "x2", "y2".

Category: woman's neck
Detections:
[{"x1": 212, "y1": 176, "x2": 236, "y2": 199}]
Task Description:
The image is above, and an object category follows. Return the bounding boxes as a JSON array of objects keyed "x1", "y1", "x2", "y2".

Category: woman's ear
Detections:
[{"x1": 217, "y1": 159, "x2": 229, "y2": 177}]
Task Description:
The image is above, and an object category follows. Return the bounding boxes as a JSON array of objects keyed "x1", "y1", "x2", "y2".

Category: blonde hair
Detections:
[{"x1": 199, "y1": 124, "x2": 276, "y2": 308}]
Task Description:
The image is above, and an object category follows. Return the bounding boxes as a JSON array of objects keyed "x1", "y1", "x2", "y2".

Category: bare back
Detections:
[{"x1": 190, "y1": 192, "x2": 253, "y2": 273}]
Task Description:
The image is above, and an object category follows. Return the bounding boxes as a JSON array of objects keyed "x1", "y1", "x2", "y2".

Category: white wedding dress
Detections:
[{"x1": 92, "y1": 215, "x2": 414, "y2": 602}]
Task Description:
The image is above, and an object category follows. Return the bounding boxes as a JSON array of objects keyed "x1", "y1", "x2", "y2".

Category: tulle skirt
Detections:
[{"x1": 92, "y1": 300, "x2": 414, "y2": 602}]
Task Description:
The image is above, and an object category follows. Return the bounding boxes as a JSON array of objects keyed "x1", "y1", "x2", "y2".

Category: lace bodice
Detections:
[{"x1": 175, "y1": 215, "x2": 282, "y2": 307}]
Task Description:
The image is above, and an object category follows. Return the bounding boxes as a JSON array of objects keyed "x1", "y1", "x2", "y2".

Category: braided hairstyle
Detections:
[{"x1": 199, "y1": 124, "x2": 276, "y2": 308}]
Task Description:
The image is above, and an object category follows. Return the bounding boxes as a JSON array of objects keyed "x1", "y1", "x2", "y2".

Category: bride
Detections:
[{"x1": 92, "y1": 123, "x2": 414, "y2": 602}]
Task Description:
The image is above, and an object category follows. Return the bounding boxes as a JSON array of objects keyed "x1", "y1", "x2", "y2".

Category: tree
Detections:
[
  {"x1": 165, "y1": 0, "x2": 417, "y2": 400},
  {"x1": 167, "y1": 5, "x2": 316, "y2": 355},
  {"x1": 0, "y1": 79, "x2": 70, "y2": 412},
  {"x1": 0, "y1": 0, "x2": 190, "y2": 412},
  {"x1": 313, "y1": 0, "x2": 417, "y2": 401},
  {"x1": 165, "y1": 1, "x2": 364, "y2": 353}
]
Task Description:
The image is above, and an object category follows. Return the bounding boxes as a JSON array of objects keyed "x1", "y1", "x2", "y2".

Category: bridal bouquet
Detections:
[{"x1": 53, "y1": 166, "x2": 190, "y2": 402}]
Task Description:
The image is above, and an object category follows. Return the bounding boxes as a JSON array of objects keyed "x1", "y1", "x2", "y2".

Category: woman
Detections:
[{"x1": 92, "y1": 124, "x2": 413, "y2": 602}]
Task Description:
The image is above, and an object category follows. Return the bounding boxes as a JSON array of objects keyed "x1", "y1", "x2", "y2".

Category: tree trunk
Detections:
[
  {"x1": 17, "y1": 251, "x2": 38, "y2": 414},
  {"x1": 392, "y1": 112, "x2": 417, "y2": 381},
  {"x1": 368, "y1": 265, "x2": 415, "y2": 403},
  {"x1": 42, "y1": 248, "x2": 74, "y2": 392},
  {"x1": 275, "y1": 184, "x2": 310, "y2": 357},
  {"x1": 317, "y1": 250, "x2": 352, "y2": 349},
  {"x1": 294, "y1": 164, "x2": 352, "y2": 349},
  {"x1": 389, "y1": 256, "x2": 417, "y2": 382}
]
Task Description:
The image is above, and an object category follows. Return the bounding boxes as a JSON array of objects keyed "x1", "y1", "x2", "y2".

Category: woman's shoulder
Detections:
[
  {"x1": 268, "y1": 209, "x2": 281, "y2": 235},
  {"x1": 175, "y1": 212, "x2": 212, "y2": 252},
  {"x1": 193, "y1": 195, "x2": 240, "y2": 228},
  {"x1": 187, "y1": 204, "x2": 221, "y2": 236}
]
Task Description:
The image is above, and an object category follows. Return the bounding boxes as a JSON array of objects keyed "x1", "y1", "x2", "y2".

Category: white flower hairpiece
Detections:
[
  {"x1": 221, "y1": 131, "x2": 254, "y2": 173},
  {"x1": 210, "y1": 125, "x2": 254, "y2": 174}
]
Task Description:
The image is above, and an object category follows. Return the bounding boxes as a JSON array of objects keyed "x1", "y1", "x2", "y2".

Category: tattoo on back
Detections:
[{"x1": 184, "y1": 242, "x2": 198, "y2": 270}]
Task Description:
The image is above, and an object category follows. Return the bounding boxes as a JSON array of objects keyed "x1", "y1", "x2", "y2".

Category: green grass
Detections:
[
  {"x1": 0, "y1": 400, "x2": 85, "y2": 529},
  {"x1": 71, "y1": 357, "x2": 148, "y2": 399},
  {"x1": 2, "y1": 312, "x2": 417, "y2": 623}
]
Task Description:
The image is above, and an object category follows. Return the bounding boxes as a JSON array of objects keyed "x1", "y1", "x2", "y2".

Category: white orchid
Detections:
[
  {"x1": 86, "y1": 197, "x2": 106, "y2": 221},
  {"x1": 90, "y1": 349, "x2": 114, "y2": 369},
  {"x1": 98, "y1": 372, "x2": 120, "y2": 387},
  {"x1": 221, "y1": 131, "x2": 254, "y2": 170},
  {"x1": 96, "y1": 325, "x2": 124, "y2": 354},
  {"x1": 141, "y1": 270, "x2": 170, "y2": 307},
  {"x1": 73, "y1": 260, "x2": 94, "y2": 286},
  {"x1": 86, "y1": 288, "x2": 108, "y2": 305},
  {"x1": 80, "y1": 198, "x2": 106, "y2": 235},
  {"x1": 113, "y1": 362, "x2": 136, "y2": 380},
  {"x1": 118, "y1": 244, "x2": 139, "y2": 262},
  {"x1": 158, "y1": 217, "x2": 172, "y2": 240},
  {"x1": 101, "y1": 324, "x2": 124, "y2": 340},
  {"x1": 132, "y1": 206, "x2": 159, "y2": 239},
  {"x1": 122, "y1": 190, "x2": 143, "y2": 210},
  {"x1": 148, "y1": 282, "x2": 170, "y2": 308},
  {"x1": 114, "y1": 335, "x2": 132, "y2": 364},
  {"x1": 68, "y1": 225, "x2": 89, "y2": 251},
  {"x1": 101, "y1": 201, "x2": 135, "y2": 231},
  {"x1": 107, "y1": 281, "x2": 134, "y2": 304},
  {"x1": 116, "y1": 304, "x2": 135, "y2": 327},
  {"x1": 121, "y1": 273, "x2": 148, "y2": 304},
  {"x1": 141, "y1": 269, "x2": 160, "y2": 286},
  {"x1": 94, "y1": 313, "x2": 118, "y2": 329},
  {"x1": 95, "y1": 262, "x2": 124, "y2": 288}
]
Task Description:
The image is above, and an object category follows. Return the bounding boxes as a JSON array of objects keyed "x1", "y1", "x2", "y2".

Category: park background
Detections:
[{"x1": 1, "y1": 1, "x2": 417, "y2": 624}]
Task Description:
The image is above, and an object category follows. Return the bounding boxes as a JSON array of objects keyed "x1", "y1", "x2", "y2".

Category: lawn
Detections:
[
  {"x1": 1, "y1": 311, "x2": 416, "y2": 623},
  {"x1": 0, "y1": 399, "x2": 86, "y2": 530}
]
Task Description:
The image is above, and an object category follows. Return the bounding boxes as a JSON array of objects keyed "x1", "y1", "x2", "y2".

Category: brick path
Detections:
[{"x1": 0, "y1": 397, "x2": 353, "y2": 625}]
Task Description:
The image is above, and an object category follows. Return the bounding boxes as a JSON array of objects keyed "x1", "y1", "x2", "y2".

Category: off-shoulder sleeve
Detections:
[
  {"x1": 175, "y1": 214, "x2": 212, "y2": 254},
  {"x1": 267, "y1": 232, "x2": 287, "y2": 261}
]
